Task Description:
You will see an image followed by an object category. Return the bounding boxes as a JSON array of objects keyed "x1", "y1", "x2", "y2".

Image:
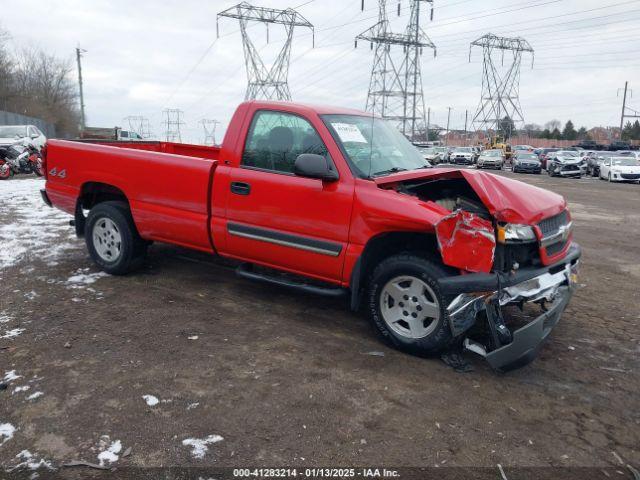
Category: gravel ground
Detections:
[{"x1": 0, "y1": 173, "x2": 638, "y2": 479}]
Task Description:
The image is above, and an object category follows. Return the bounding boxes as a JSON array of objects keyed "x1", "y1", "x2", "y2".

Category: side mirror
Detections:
[
  {"x1": 30, "y1": 134, "x2": 38, "y2": 139},
  {"x1": 294, "y1": 154, "x2": 338, "y2": 181}
]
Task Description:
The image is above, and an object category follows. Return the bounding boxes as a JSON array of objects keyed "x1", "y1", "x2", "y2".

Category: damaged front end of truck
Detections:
[{"x1": 376, "y1": 169, "x2": 581, "y2": 372}]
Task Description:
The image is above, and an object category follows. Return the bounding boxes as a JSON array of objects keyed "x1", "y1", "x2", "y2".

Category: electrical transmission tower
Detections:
[
  {"x1": 124, "y1": 115, "x2": 152, "y2": 139},
  {"x1": 356, "y1": 0, "x2": 436, "y2": 140},
  {"x1": 469, "y1": 33, "x2": 534, "y2": 139},
  {"x1": 217, "y1": 2, "x2": 314, "y2": 101},
  {"x1": 199, "y1": 119, "x2": 220, "y2": 146},
  {"x1": 163, "y1": 109, "x2": 185, "y2": 142}
]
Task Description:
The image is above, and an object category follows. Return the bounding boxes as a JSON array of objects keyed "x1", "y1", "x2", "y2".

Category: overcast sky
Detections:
[{"x1": 3, "y1": 0, "x2": 640, "y2": 142}]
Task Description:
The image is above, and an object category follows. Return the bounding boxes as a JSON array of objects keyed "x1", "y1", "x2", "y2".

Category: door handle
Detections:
[{"x1": 230, "y1": 181, "x2": 251, "y2": 195}]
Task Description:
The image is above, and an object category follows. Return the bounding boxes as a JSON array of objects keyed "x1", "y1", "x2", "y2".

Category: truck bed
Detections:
[{"x1": 45, "y1": 140, "x2": 219, "y2": 253}]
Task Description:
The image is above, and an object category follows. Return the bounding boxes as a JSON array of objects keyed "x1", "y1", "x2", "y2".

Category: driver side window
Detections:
[{"x1": 241, "y1": 110, "x2": 329, "y2": 174}]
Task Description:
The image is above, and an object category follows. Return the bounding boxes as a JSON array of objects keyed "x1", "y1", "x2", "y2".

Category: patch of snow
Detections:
[
  {"x1": 97, "y1": 436, "x2": 122, "y2": 467},
  {"x1": 27, "y1": 391, "x2": 44, "y2": 400},
  {"x1": 1, "y1": 328, "x2": 25, "y2": 339},
  {"x1": 66, "y1": 269, "x2": 108, "y2": 286},
  {"x1": 0, "y1": 422, "x2": 16, "y2": 445},
  {"x1": 0, "y1": 178, "x2": 78, "y2": 270},
  {"x1": 188, "y1": 335, "x2": 199, "y2": 340},
  {"x1": 187, "y1": 402, "x2": 200, "y2": 410},
  {"x1": 12, "y1": 450, "x2": 54, "y2": 471},
  {"x1": 0, "y1": 313, "x2": 11, "y2": 323},
  {"x1": 13, "y1": 385, "x2": 30, "y2": 395},
  {"x1": 3, "y1": 370, "x2": 21, "y2": 382},
  {"x1": 24, "y1": 291, "x2": 38, "y2": 300},
  {"x1": 142, "y1": 395, "x2": 159, "y2": 407},
  {"x1": 182, "y1": 435, "x2": 224, "y2": 459}
]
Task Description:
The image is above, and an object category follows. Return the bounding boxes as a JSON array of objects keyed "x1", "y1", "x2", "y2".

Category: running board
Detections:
[{"x1": 236, "y1": 263, "x2": 347, "y2": 298}]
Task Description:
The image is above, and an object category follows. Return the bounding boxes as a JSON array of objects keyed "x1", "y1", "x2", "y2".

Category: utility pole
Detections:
[
  {"x1": 464, "y1": 109, "x2": 468, "y2": 145},
  {"x1": 619, "y1": 81, "x2": 628, "y2": 135},
  {"x1": 445, "y1": 107, "x2": 452, "y2": 146},
  {"x1": 426, "y1": 107, "x2": 431, "y2": 142},
  {"x1": 76, "y1": 46, "x2": 87, "y2": 131}
]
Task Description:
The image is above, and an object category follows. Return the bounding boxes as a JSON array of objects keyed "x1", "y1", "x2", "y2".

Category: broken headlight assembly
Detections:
[{"x1": 496, "y1": 224, "x2": 536, "y2": 243}]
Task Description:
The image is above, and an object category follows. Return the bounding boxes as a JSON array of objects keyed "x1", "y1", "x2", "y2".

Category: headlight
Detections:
[{"x1": 497, "y1": 224, "x2": 537, "y2": 243}]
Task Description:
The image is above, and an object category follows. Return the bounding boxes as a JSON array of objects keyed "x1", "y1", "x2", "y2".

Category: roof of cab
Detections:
[{"x1": 242, "y1": 100, "x2": 374, "y2": 117}]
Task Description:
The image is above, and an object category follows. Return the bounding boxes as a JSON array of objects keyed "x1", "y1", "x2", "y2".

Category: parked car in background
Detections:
[
  {"x1": 0, "y1": 124, "x2": 47, "y2": 151},
  {"x1": 472, "y1": 146, "x2": 481, "y2": 162},
  {"x1": 587, "y1": 152, "x2": 622, "y2": 177},
  {"x1": 433, "y1": 146, "x2": 448, "y2": 164},
  {"x1": 417, "y1": 146, "x2": 442, "y2": 165},
  {"x1": 476, "y1": 149, "x2": 504, "y2": 169},
  {"x1": 513, "y1": 145, "x2": 534, "y2": 153},
  {"x1": 599, "y1": 156, "x2": 640, "y2": 182},
  {"x1": 450, "y1": 146, "x2": 475, "y2": 165},
  {"x1": 512, "y1": 152, "x2": 541, "y2": 174},
  {"x1": 546, "y1": 151, "x2": 585, "y2": 178},
  {"x1": 538, "y1": 148, "x2": 560, "y2": 169}
]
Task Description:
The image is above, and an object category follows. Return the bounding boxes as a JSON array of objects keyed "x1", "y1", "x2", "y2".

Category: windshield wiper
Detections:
[{"x1": 371, "y1": 167, "x2": 408, "y2": 177}]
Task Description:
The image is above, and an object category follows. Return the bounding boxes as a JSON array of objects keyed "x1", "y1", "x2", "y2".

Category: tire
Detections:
[
  {"x1": 366, "y1": 254, "x2": 454, "y2": 356},
  {"x1": 608, "y1": 173, "x2": 612, "y2": 182},
  {"x1": 0, "y1": 164, "x2": 11, "y2": 180},
  {"x1": 85, "y1": 201, "x2": 147, "y2": 275}
]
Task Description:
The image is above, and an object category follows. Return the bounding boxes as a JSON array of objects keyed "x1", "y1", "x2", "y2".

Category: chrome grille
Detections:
[{"x1": 538, "y1": 210, "x2": 569, "y2": 238}]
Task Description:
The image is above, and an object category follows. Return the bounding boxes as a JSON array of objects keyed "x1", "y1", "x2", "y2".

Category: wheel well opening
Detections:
[
  {"x1": 79, "y1": 182, "x2": 129, "y2": 211},
  {"x1": 350, "y1": 231, "x2": 440, "y2": 311}
]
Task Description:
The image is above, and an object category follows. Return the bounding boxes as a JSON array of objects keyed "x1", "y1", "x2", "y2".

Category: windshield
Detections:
[
  {"x1": 322, "y1": 114, "x2": 428, "y2": 177},
  {"x1": 558, "y1": 151, "x2": 578, "y2": 157},
  {"x1": 456, "y1": 147, "x2": 473, "y2": 153},
  {"x1": 434, "y1": 147, "x2": 447, "y2": 153},
  {"x1": 483, "y1": 150, "x2": 502, "y2": 157},
  {"x1": 517, "y1": 153, "x2": 537, "y2": 160},
  {"x1": 0, "y1": 126, "x2": 27, "y2": 138},
  {"x1": 612, "y1": 157, "x2": 639, "y2": 166}
]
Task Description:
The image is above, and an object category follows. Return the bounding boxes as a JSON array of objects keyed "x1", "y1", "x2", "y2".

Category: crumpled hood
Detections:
[
  {"x1": 374, "y1": 168, "x2": 566, "y2": 225},
  {"x1": 556, "y1": 157, "x2": 581, "y2": 164}
]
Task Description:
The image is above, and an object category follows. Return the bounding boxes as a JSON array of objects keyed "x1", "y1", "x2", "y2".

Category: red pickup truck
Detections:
[{"x1": 42, "y1": 100, "x2": 580, "y2": 371}]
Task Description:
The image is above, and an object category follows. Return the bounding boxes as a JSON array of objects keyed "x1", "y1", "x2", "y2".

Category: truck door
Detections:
[{"x1": 224, "y1": 109, "x2": 353, "y2": 284}]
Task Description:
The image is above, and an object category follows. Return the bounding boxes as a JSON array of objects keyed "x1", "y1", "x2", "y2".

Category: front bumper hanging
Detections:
[{"x1": 439, "y1": 243, "x2": 581, "y2": 372}]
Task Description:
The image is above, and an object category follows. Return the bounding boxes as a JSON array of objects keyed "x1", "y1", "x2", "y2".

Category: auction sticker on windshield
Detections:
[{"x1": 331, "y1": 123, "x2": 368, "y2": 144}]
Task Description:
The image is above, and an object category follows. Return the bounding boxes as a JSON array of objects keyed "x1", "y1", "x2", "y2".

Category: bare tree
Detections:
[
  {"x1": 0, "y1": 27, "x2": 80, "y2": 137},
  {"x1": 544, "y1": 119, "x2": 561, "y2": 132},
  {"x1": 0, "y1": 27, "x2": 14, "y2": 110}
]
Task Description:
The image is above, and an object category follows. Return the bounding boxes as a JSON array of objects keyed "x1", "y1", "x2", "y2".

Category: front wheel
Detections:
[
  {"x1": 85, "y1": 201, "x2": 147, "y2": 275},
  {"x1": 0, "y1": 163, "x2": 11, "y2": 179},
  {"x1": 366, "y1": 254, "x2": 453, "y2": 356}
]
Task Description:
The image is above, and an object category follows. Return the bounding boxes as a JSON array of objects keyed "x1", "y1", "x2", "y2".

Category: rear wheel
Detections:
[
  {"x1": 367, "y1": 254, "x2": 453, "y2": 356},
  {"x1": 85, "y1": 201, "x2": 147, "y2": 275}
]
